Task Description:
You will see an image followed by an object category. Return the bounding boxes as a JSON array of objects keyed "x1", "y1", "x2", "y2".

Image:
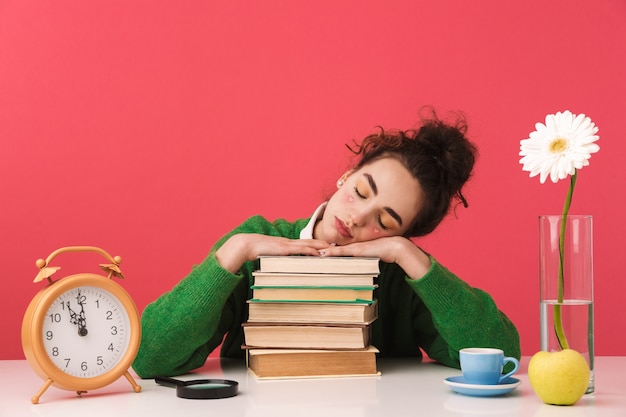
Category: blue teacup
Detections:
[{"x1": 459, "y1": 348, "x2": 519, "y2": 385}]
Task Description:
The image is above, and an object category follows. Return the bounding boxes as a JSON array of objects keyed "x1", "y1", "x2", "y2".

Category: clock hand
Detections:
[
  {"x1": 67, "y1": 303, "x2": 79, "y2": 326},
  {"x1": 76, "y1": 290, "x2": 88, "y2": 337},
  {"x1": 65, "y1": 293, "x2": 88, "y2": 337}
]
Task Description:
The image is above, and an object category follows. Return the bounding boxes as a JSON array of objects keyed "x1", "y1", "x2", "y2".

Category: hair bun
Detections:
[{"x1": 416, "y1": 113, "x2": 475, "y2": 187}]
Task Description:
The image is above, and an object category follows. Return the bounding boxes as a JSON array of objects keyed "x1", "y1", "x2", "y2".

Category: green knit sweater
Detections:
[{"x1": 132, "y1": 215, "x2": 520, "y2": 378}]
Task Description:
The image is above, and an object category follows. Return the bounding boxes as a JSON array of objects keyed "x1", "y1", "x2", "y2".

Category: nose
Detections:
[{"x1": 348, "y1": 207, "x2": 370, "y2": 228}]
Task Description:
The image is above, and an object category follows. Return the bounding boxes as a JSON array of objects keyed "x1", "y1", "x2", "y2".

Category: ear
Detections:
[{"x1": 336, "y1": 170, "x2": 354, "y2": 188}]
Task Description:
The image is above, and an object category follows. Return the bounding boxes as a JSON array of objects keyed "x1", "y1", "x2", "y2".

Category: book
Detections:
[
  {"x1": 257, "y1": 256, "x2": 380, "y2": 274},
  {"x1": 244, "y1": 256, "x2": 381, "y2": 380},
  {"x1": 247, "y1": 299, "x2": 378, "y2": 324},
  {"x1": 250, "y1": 285, "x2": 376, "y2": 302},
  {"x1": 252, "y1": 271, "x2": 377, "y2": 287},
  {"x1": 242, "y1": 322, "x2": 372, "y2": 349},
  {"x1": 246, "y1": 346, "x2": 380, "y2": 379}
]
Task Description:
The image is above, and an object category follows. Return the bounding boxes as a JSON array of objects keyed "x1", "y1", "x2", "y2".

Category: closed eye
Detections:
[
  {"x1": 377, "y1": 215, "x2": 390, "y2": 230},
  {"x1": 354, "y1": 186, "x2": 366, "y2": 199}
]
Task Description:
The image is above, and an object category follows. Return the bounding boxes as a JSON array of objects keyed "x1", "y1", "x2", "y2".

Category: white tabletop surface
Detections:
[{"x1": 1, "y1": 356, "x2": 623, "y2": 417}]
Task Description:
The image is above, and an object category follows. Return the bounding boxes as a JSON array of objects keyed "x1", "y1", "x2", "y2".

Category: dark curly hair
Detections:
[{"x1": 347, "y1": 109, "x2": 478, "y2": 237}]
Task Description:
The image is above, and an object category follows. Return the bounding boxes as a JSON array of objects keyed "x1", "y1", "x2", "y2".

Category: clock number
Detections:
[
  {"x1": 52, "y1": 347, "x2": 59, "y2": 356},
  {"x1": 108, "y1": 343, "x2": 114, "y2": 352},
  {"x1": 49, "y1": 313, "x2": 61, "y2": 323},
  {"x1": 111, "y1": 326, "x2": 118, "y2": 335},
  {"x1": 106, "y1": 310, "x2": 113, "y2": 320},
  {"x1": 64, "y1": 358, "x2": 71, "y2": 368},
  {"x1": 81, "y1": 361, "x2": 88, "y2": 371},
  {"x1": 97, "y1": 356, "x2": 103, "y2": 366},
  {"x1": 77, "y1": 293, "x2": 86, "y2": 304},
  {"x1": 46, "y1": 330, "x2": 53, "y2": 340}
]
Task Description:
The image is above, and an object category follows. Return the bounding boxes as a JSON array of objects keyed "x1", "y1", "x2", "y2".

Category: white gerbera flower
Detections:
[{"x1": 519, "y1": 110, "x2": 600, "y2": 183}]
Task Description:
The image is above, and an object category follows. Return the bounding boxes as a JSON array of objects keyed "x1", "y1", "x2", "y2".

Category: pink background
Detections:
[{"x1": 1, "y1": 1, "x2": 625, "y2": 360}]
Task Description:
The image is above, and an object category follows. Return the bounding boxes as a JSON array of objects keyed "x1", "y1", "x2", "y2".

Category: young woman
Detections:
[{"x1": 132, "y1": 111, "x2": 520, "y2": 378}]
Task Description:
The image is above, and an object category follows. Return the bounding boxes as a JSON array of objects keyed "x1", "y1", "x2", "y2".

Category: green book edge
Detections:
[
  {"x1": 248, "y1": 298, "x2": 376, "y2": 304},
  {"x1": 251, "y1": 285, "x2": 376, "y2": 290}
]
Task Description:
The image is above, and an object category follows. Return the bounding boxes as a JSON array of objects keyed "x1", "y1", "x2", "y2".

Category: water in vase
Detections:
[{"x1": 540, "y1": 299, "x2": 594, "y2": 394}]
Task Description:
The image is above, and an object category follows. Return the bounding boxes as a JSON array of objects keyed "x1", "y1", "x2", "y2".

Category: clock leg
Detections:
[
  {"x1": 123, "y1": 370, "x2": 142, "y2": 393},
  {"x1": 32, "y1": 378, "x2": 53, "y2": 404}
]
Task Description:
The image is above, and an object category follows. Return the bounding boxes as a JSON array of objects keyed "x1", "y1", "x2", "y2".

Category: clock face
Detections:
[{"x1": 42, "y1": 285, "x2": 132, "y2": 378}]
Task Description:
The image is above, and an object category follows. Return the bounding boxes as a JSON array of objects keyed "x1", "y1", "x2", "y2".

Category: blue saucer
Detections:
[{"x1": 444, "y1": 376, "x2": 521, "y2": 397}]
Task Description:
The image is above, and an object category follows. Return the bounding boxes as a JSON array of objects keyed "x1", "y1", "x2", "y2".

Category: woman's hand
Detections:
[
  {"x1": 216, "y1": 234, "x2": 331, "y2": 274},
  {"x1": 318, "y1": 236, "x2": 432, "y2": 280}
]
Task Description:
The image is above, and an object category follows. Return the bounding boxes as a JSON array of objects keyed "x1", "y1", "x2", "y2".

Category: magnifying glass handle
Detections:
[{"x1": 154, "y1": 376, "x2": 182, "y2": 388}]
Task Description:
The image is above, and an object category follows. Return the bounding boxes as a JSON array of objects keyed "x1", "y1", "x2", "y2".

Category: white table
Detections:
[{"x1": 1, "y1": 357, "x2": 623, "y2": 417}]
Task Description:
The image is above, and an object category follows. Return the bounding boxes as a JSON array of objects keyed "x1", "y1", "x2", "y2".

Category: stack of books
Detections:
[{"x1": 243, "y1": 255, "x2": 381, "y2": 379}]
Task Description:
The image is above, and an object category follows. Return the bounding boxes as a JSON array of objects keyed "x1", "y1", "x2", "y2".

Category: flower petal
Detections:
[{"x1": 519, "y1": 111, "x2": 599, "y2": 183}]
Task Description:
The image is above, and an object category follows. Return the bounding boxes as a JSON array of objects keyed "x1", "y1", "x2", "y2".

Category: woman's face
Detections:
[{"x1": 314, "y1": 157, "x2": 425, "y2": 245}]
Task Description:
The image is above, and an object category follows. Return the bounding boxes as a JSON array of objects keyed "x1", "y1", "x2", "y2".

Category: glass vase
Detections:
[{"x1": 539, "y1": 215, "x2": 594, "y2": 394}]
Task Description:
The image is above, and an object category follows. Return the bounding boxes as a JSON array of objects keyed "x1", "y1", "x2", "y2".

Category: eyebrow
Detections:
[
  {"x1": 364, "y1": 173, "x2": 378, "y2": 195},
  {"x1": 364, "y1": 173, "x2": 404, "y2": 226}
]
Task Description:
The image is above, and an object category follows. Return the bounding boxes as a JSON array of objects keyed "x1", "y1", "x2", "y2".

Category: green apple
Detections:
[{"x1": 528, "y1": 349, "x2": 590, "y2": 405}]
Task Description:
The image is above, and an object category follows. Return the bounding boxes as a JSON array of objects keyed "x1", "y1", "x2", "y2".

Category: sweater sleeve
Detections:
[
  {"x1": 406, "y1": 257, "x2": 521, "y2": 369},
  {"x1": 132, "y1": 216, "x2": 287, "y2": 378},
  {"x1": 131, "y1": 251, "x2": 242, "y2": 378}
]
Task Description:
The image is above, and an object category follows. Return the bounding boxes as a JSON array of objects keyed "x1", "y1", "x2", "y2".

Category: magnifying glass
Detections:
[{"x1": 155, "y1": 376, "x2": 239, "y2": 399}]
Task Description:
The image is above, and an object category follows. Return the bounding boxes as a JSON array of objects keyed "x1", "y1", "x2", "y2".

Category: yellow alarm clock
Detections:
[{"x1": 21, "y1": 246, "x2": 142, "y2": 404}]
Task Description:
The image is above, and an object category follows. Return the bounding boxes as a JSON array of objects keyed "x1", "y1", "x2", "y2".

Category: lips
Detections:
[{"x1": 335, "y1": 217, "x2": 353, "y2": 239}]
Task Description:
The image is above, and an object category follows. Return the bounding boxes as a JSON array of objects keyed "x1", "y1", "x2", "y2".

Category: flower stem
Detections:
[{"x1": 554, "y1": 170, "x2": 577, "y2": 350}]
